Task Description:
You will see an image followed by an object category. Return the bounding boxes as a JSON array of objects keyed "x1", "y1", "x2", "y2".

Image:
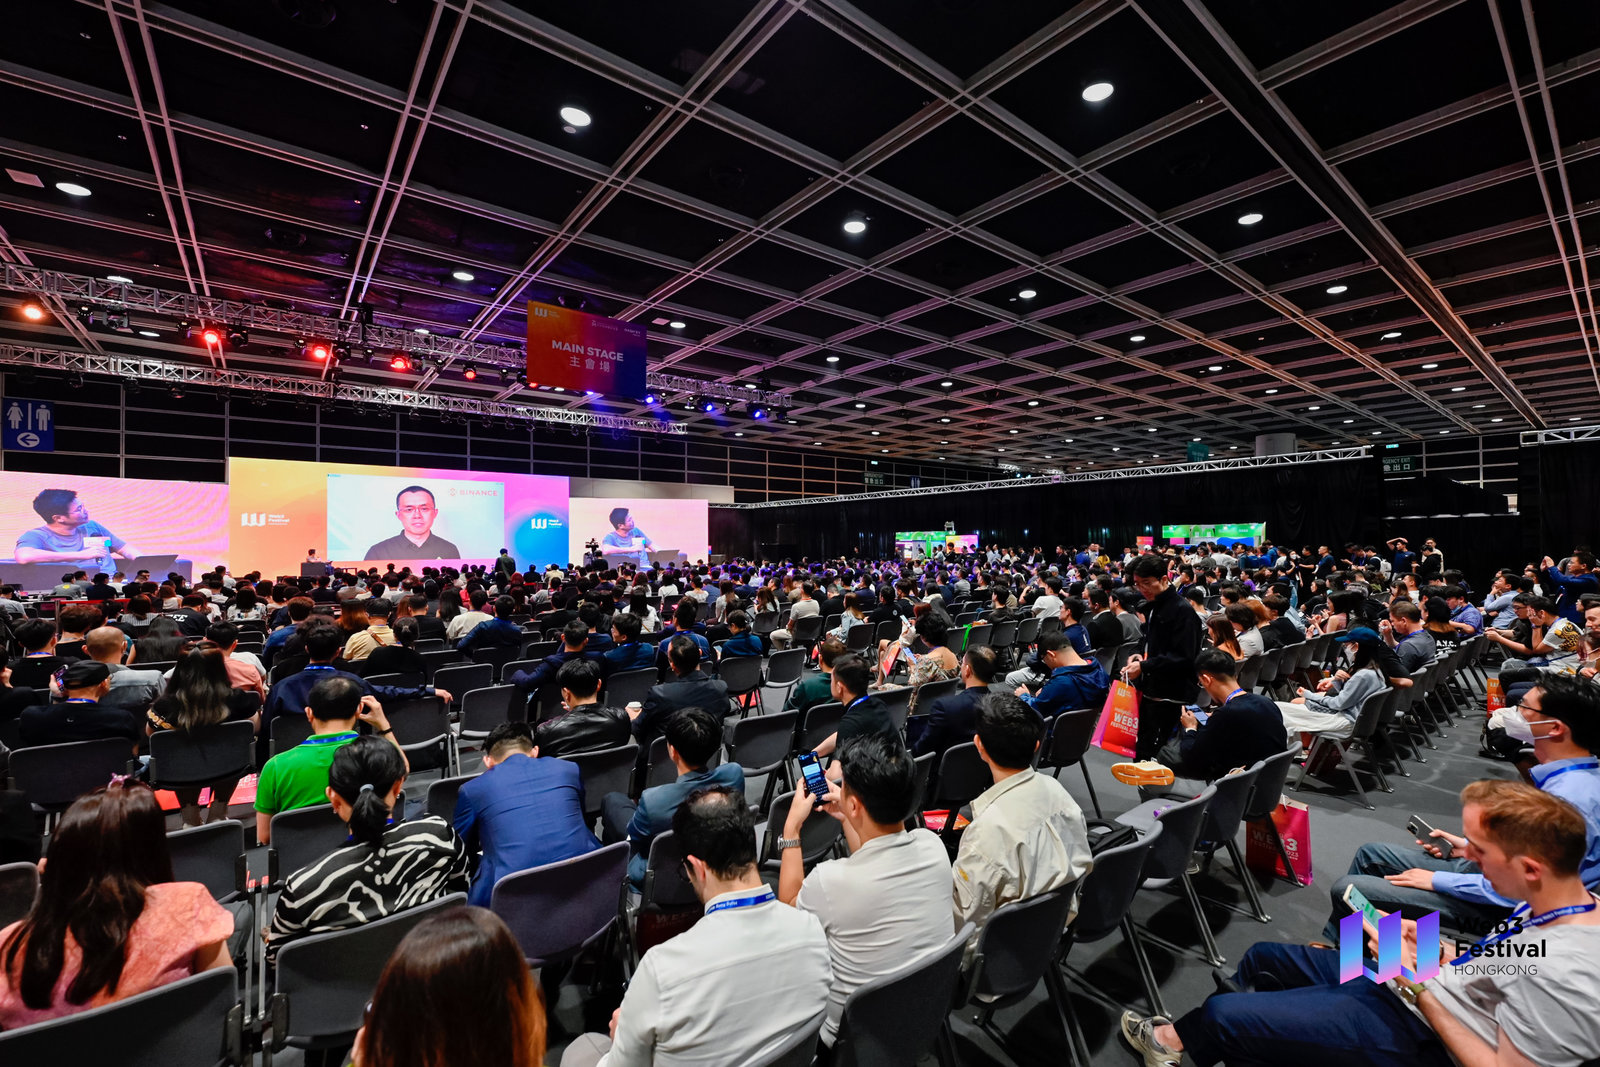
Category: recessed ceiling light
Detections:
[
  {"x1": 937, "y1": 456, "x2": 944, "y2": 460},
  {"x1": 1026, "y1": 399, "x2": 1040, "y2": 407},
  {"x1": 1472, "y1": 404, "x2": 1485, "y2": 409},
  {"x1": 1237, "y1": 212, "x2": 1264, "y2": 226},
  {"x1": 1571, "y1": 417, "x2": 1583, "y2": 422},
  {"x1": 1307, "y1": 406, "x2": 1320, "y2": 411},
  {"x1": 1081, "y1": 82, "x2": 1114, "y2": 102},
  {"x1": 1326, "y1": 285, "x2": 1348, "y2": 294},
  {"x1": 939, "y1": 417, "x2": 951, "y2": 423},
  {"x1": 451, "y1": 269, "x2": 474, "y2": 282},
  {"x1": 785, "y1": 419, "x2": 797, "y2": 424},
  {"x1": 1373, "y1": 431, "x2": 1383, "y2": 435},
  {"x1": 1192, "y1": 437, "x2": 1201, "y2": 442},
  {"x1": 55, "y1": 181, "x2": 91, "y2": 197},
  {"x1": 1111, "y1": 447, "x2": 1120, "y2": 451},
  {"x1": 1421, "y1": 362, "x2": 1438, "y2": 369},
  {"x1": 105, "y1": 274, "x2": 133, "y2": 283},
  {"x1": 1063, "y1": 438, "x2": 1075, "y2": 444},
  {"x1": 870, "y1": 430, "x2": 880, "y2": 435},
  {"x1": 1439, "y1": 430, "x2": 1450, "y2": 435},
  {"x1": 1146, "y1": 427, "x2": 1157, "y2": 432},
  {"x1": 1343, "y1": 419, "x2": 1354, "y2": 424},
  {"x1": 1008, "y1": 428, "x2": 1019, "y2": 434},
  {"x1": 1207, "y1": 365, "x2": 1223, "y2": 371},
  {"x1": 997, "y1": 447, "x2": 1006, "y2": 452},
  {"x1": 733, "y1": 432, "x2": 744, "y2": 437},
  {"x1": 939, "y1": 379, "x2": 953, "y2": 387},
  {"x1": 1018, "y1": 288, "x2": 1037, "y2": 299},
  {"x1": 1491, "y1": 418, "x2": 1503, "y2": 423},
  {"x1": 137, "y1": 329, "x2": 159, "y2": 338},
  {"x1": 413, "y1": 327, "x2": 430, "y2": 334},
  {"x1": 1130, "y1": 334, "x2": 1146, "y2": 342},
  {"x1": 880, "y1": 449, "x2": 889, "y2": 453},
  {"x1": 1450, "y1": 386, "x2": 1466, "y2": 392},
  {"x1": 940, "y1": 441, "x2": 948, "y2": 445},
  {"x1": 1093, "y1": 415, "x2": 1104, "y2": 421},
  {"x1": 853, "y1": 403, "x2": 866, "y2": 408},
  {"x1": 1229, "y1": 445, "x2": 1238, "y2": 450},
  {"x1": 1330, "y1": 441, "x2": 1340, "y2": 445},
  {"x1": 668, "y1": 320, "x2": 687, "y2": 329},
  {"x1": 1382, "y1": 331, "x2": 1402, "y2": 339},
  {"x1": 559, "y1": 105, "x2": 591, "y2": 127},
  {"x1": 842, "y1": 215, "x2": 868, "y2": 235},
  {"x1": 1265, "y1": 388, "x2": 1279, "y2": 394},
  {"x1": 825, "y1": 355, "x2": 840, "y2": 363}
]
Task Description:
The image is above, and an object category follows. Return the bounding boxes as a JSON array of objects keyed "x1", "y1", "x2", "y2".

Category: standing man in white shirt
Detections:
[
  {"x1": 561, "y1": 786, "x2": 830, "y2": 1066},
  {"x1": 777, "y1": 733, "x2": 954, "y2": 1051}
]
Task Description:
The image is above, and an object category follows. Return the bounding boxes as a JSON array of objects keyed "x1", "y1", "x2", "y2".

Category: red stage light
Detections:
[
  {"x1": 21, "y1": 303, "x2": 45, "y2": 322},
  {"x1": 201, "y1": 327, "x2": 222, "y2": 346},
  {"x1": 307, "y1": 342, "x2": 331, "y2": 361},
  {"x1": 463, "y1": 365, "x2": 477, "y2": 380},
  {"x1": 389, "y1": 354, "x2": 411, "y2": 372}
]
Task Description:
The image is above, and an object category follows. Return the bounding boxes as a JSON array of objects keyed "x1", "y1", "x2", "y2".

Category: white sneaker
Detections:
[
  {"x1": 1111, "y1": 760, "x2": 1176, "y2": 787},
  {"x1": 1119, "y1": 1010, "x2": 1181, "y2": 1067}
]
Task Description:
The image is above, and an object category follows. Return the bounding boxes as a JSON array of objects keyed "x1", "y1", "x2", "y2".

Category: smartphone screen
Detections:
[
  {"x1": 796, "y1": 752, "x2": 830, "y2": 803},
  {"x1": 1343, "y1": 883, "x2": 1383, "y2": 931}
]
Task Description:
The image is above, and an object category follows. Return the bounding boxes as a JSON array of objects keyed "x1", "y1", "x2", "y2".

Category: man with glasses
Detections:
[{"x1": 364, "y1": 484, "x2": 462, "y2": 560}]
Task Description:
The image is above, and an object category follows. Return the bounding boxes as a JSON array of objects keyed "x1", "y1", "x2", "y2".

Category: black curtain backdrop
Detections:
[
  {"x1": 1530, "y1": 439, "x2": 1600, "y2": 559},
  {"x1": 712, "y1": 457, "x2": 1386, "y2": 564}
]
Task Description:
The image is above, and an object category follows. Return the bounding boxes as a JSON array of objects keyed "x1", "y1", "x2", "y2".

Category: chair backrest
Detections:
[
  {"x1": 0, "y1": 860, "x2": 39, "y2": 928},
  {"x1": 1349, "y1": 684, "x2": 1394, "y2": 741},
  {"x1": 270, "y1": 713, "x2": 314, "y2": 756},
  {"x1": 989, "y1": 620, "x2": 1018, "y2": 649},
  {"x1": 1043, "y1": 707, "x2": 1098, "y2": 769},
  {"x1": 521, "y1": 639, "x2": 558, "y2": 660},
  {"x1": 729, "y1": 711, "x2": 799, "y2": 775},
  {"x1": 413, "y1": 638, "x2": 446, "y2": 653},
  {"x1": 1256, "y1": 646, "x2": 1282, "y2": 684},
  {"x1": 830, "y1": 923, "x2": 974, "y2": 1067},
  {"x1": 498, "y1": 658, "x2": 543, "y2": 684},
  {"x1": 875, "y1": 620, "x2": 901, "y2": 643},
  {"x1": 269, "y1": 803, "x2": 349, "y2": 878},
  {"x1": 1140, "y1": 785, "x2": 1218, "y2": 881},
  {"x1": 459, "y1": 683, "x2": 517, "y2": 737},
  {"x1": 363, "y1": 671, "x2": 423, "y2": 688},
  {"x1": 1199, "y1": 762, "x2": 1262, "y2": 844},
  {"x1": 798, "y1": 701, "x2": 846, "y2": 752},
  {"x1": 764, "y1": 647, "x2": 807, "y2": 686},
  {"x1": 1015, "y1": 615, "x2": 1041, "y2": 647},
  {"x1": 876, "y1": 685, "x2": 913, "y2": 731},
  {"x1": 966, "y1": 622, "x2": 994, "y2": 649},
  {"x1": 432, "y1": 661, "x2": 493, "y2": 695},
  {"x1": 969, "y1": 885, "x2": 1076, "y2": 1002},
  {"x1": 845, "y1": 624, "x2": 873, "y2": 652},
  {"x1": 933, "y1": 742, "x2": 990, "y2": 809},
  {"x1": 167, "y1": 819, "x2": 246, "y2": 900},
  {"x1": 385, "y1": 696, "x2": 452, "y2": 771},
  {"x1": 908, "y1": 751, "x2": 936, "y2": 814},
  {"x1": 563, "y1": 743, "x2": 639, "y2": 817},
  {"x1": 1235, "y1": 654, "x2": 1263, "y2": 693},
  {"x1": 491, "y1": 841, "x2": 628, "y2": 965},
  {"x1": 914, "y1": 677, "x2": 960, "y2": 707},
  {"x1": 719, "y1": 655, "x2": 763, "y2": 695},
  {"x1": 148, "y1": 720, "x2": 256, "y2": 788},
  {"x1": 763, "y1": 791, "x2": 843, "y2": 866},
  {"x1": 603, "y1": 667, "x2": 658, "y2": 709},
  {"x1": 9, "y1": 738, "x2": 131, "y2": 811},
  {"x1": 0, "y1": 965, "x2": 239, "y2": 1065},
  {"x1": 426, "y1": 773, "x2": 478, "y2": 821},
  {"x1": 1036, "y1": 615, "x2": 1062, "y2": 638},
  {"x1": 273, "y1": 894, "x2": 465, "y2": 1049},
  {"x1": 1240, "y1": 747, "x2": 1296, "y2": 821},
  {"x1": 751, "y1": 1015, "x2": 825, "y2": 1067},
  {"x1": 640, "y1": 828, "x2": 697, "y2": 908},
  {"x1": 1070, "y1": 822, "x2": 1161, "y2": 943},
  {"x1": 418, "y1": 648, "x2": 463, "y2": 680},
  {"x1": 790, "y1": 614, "x2": 823, "y2": 643},
  {"x1": 1112, "y1": 639, "x2": 1141, "y2": 675},
  {"x1": 470, "y1": 645, "x2": 520, "y2": 678}
]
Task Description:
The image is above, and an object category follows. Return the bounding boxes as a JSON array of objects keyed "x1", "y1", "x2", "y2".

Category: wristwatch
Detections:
[
  {"x1": 777, "y1": 837, "x2": 803, "y2": 851},
  {"x1": 1392, "y1": 978, "x2": 1425, "y2": 1007}
]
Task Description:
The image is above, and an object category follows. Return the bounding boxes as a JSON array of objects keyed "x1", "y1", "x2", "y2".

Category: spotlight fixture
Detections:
[
  {"x1": 1017, "y1": 288, "x2": 1037, "y2": 299},
  {"x1": 842, "y1": 212, "x2": 868, "y2": 235},
  {"x1": 1081, "y1": 82, "x2": 1114, "y2": 102},
  {"x1": 194, "y1": 325, "x2": 222, "y2": 347},
  {"x1": 227, "y1": 327, "x2": 248, "y2": 349},
  {"x1": 559, "y1": 105, "x2": 592, "y2": 128},
  {"x1": 853, "y1": 402, "x2": 866, "y2": 409},
  {"x1": 1129, "y1": 334, "x2": 1145, "y2": 342},
  {"x1": 1421, "y1": 362, "x2": 1439, "y2": 370},
  {"x1": 1326, "y1": 285, "x2": 1348, "y2": 294},
  {"x1": 21, "y1": 302, "x2": 45, "y2": 322},
  {"x1": 669, "y1": 320, "x2": 687, "y2": 330},
  {"x1": 1381, "y1": 331, "x2": 1402, "y2": 339},
  {"x1": 303, "y1": 340, "x2": 333, "y2": 361},
  {"x1": 825, "y1": 355, "x2": 841, "y2": 364},
  {"x1": 643, "y1": 393, "x2": 658, "y2": 405},
  {"x1": 751, "y1": 406, "x2": 767, "y2": 420},
  {"x1": 462, "y1": 364, "x2": 478, "y2": 381},
  {"x1": 169, "y1": 383, "x2": 183, "y2": 399},
  {"x1": 105, "y1": 274, "x2": 133, "y2": 284},
  {"x1": 517, "y1": 372, "x2": 529, "y2": 386},
  {"x1": 389, "y1": 353, "x2": 412, "y2": 372}
]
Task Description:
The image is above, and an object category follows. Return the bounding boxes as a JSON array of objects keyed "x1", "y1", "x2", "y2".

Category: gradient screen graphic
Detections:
[
  {"x1": 526, "y1": 300, "x2": 648, "y2": 398},
  {"x1": 1160, "y1": 522, "x2": 1268, "y2": 547},
  {"x1": 229, "y1": 458, "x2": 568, "y2": 576},
  {"x1": 0, "y1": 471, "x2": 228, "y2": 584},
  {"x1": 568, "y1": 498, "x2": 709, "y2": 566}
]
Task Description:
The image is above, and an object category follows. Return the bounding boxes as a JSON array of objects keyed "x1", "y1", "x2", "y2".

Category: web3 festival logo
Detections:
[
  {"x1": 1339, "y1": 910, "x2": 1441, "y2": 984},
  {"x1": 240, "y1": 513, "x2": 289, "y2": 527}
]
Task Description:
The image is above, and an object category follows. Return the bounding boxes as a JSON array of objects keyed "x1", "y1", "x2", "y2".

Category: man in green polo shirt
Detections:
[
  {"x1": 784, "y1": 634, "x2": 845, "y2": 716},
  {"x1": 255, "y1": 675, "x2": 408, "y2": 844}
]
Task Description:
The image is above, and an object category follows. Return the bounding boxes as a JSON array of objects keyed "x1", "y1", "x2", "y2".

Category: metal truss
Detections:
[
  {"x1": 721, "y1": 448, "x2": 1373, "y2": 508},
  {"x1": 0, "y1": 264, "x2": 784, "y2": 408},
  {"x1": 1520, "y1": 426, "x2": 1600, "y2": 445},
  {"x1": 0, "y1": 343, "x2": 685, "y2": 435}
]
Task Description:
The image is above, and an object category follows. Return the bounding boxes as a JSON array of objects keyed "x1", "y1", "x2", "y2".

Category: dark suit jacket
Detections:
[
  {"x1": 18, "y1": 700, "x2": 140, "y2": 748},
  {"x1": 625, "y1": 762, "x2": 745, "y2": 887},
  {"x1": 635, "y1": 671, "x2": 729, "y2": 746},
  {"x1": 452, "y1": 753, "x2": 599, "y2": 906},
  {"x1": 910, "y1": 685, "x2": 985, "y2": 759}
]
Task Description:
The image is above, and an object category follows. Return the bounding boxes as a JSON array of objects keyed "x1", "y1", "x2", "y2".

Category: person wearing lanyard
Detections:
[
  {"x1": 1124, "y1": 780, "x2": 1600, "y2": 1067},
  {"x1": 811, "y1": 652, "x2": 894, "y2": 758},
  {"x1": 1382, "y1": 601, "x2": 1437, "y2": 673},
  {"x1": 16, "y1": 660, "x2": 141, "y2": 749},
  {"x1": 560, "y1": 786, "x2": 830, "y2": 1067},
  {"x1": 1328, "y1": 675, "x2": 1600, "y2": 942},
  {"x1": 1111, "y1": 648, "x2": 1288, "y2": 795}
]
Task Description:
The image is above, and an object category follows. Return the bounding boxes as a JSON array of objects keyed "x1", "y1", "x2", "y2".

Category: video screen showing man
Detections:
[
  {"x1": 599, "y1": 506, "x2": 653, "y2": 566},
  {"x1": 363, "y1": 485, "x2": 462, "y2": 561},
  {"x1": 14, "y1": 489, "x2": 140, "y2": 570}
]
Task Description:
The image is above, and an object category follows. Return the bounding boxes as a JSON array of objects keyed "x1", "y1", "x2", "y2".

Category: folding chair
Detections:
[
  {"x1": 167, "y1": 819, "x2": 248, "y2": 902},
  {"x1": 1040, "y1": 707, "x2": 1103, "y2": 817},
  {"x1": 563, "y1": 742, "x2": 639, "y2": 821},
  {"x1": 267, "y1": 803, "x2": 348, "y2": 881},
  {"x1": 147, "y1": 720, "x2": 255, "y2": 800},
  {"x1": 426, "y1": 772, "x2": 478, "y2": 820},
  {"x1": 1060, "y1": 823, "x2": 1165, "y2": 1014},
  {"x1": 1116, "y1": 783, "x2": 1224, "y2": 966},
  {"x1": 0, "y1": 861, "x2": 39, "y2": 928},
  {"x1": 829, "y1": 924, "x2": 973, "y2": 1067},
  {"x1": 418, "y1": 647, "x2": 463, "y2": 681},
  {"x1": 9, "y1": 737, "x2": 132, "y2": 830},
  {"x1": 431, "y1": 661, "x2": 493, "y2": 696},
  {"x1": 385, "y1": 695, "x2": 456, "y2": 775},
  {"x1": 759, "y1": 790, "x2": 842, "y2": 872},
  {"x1": 929, "y1": 742, "x2": 991, "y2": 845},
  {"x1": 632, "y1": 829, "x2": 701, "y2": 962},
  {"x1": 1293, "y1": 686, "x2": 1393, "y2": 809},
  {"x1": 961, "y1": 886, "x2": 1086, "y2": 1067},
  {"x1": 602, "y1": 667, "x2": 657, "y2": 710},
  {"x1": 728, "y1": 710, "x2": 799, "y2": 813},
  {"x1": 1240, "y1": 747, "x2": 1303, "y2": 886},
  {"x1": 718, "y1": 655, "x2": 764, "y2": 716},
  {"x1": 761, "y1": 648, "x2": 807, "y2": 708},
  {"x1": 491, "y1": 842, "x2": 629, "y2": 975}
]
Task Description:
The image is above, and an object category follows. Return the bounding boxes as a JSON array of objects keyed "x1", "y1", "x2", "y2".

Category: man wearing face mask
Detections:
[{"x1": 1326, "y1": 674, "x2": 1600, "y2": 938}]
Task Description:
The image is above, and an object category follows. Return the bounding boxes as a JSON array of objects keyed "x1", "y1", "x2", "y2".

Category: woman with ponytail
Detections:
[{"x1": 267, "y1": 736, "x2": 469, "y2": 956}]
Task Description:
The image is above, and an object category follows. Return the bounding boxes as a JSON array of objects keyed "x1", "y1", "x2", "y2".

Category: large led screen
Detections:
[
  {"x1": 229, "y1": 458, "x2": 568, "y2": 576},
  {"x1": 567, "y1": 497, "x2": 709, "y2": 567},
  {"x1": 1160, "y1": 522, "x2": 1268, "y2": 547}
]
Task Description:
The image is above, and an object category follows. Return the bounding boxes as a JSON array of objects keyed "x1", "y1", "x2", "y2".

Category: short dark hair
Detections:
[
  {"x1": 667, "y1": 634, "x2": 701, "y2": 673},
  {"x1": 608, "y1": 507, "x2": 630, "y2": 529},
  {"x1": 1194, "y1": 647, "x2": 1239, "y2": 682},
  {"x1": 1389, "y1": 600, "x2": 1421, "y2": 623},
  {"x1": 727, "y1": 609, "x2": 749, "y2": 630},
  {"x1": 1087, "y1": 586, "x2": 1110, "y2": 610},
  {"x1": 13, "y1": 618, "x2": 55, "y2": 652},
  {"x1": 611, "y1": 611, "x2": 642, "y2": 641},
  {"x1": 1530, "y1": 674, "x2": 1600, "y2": 752},
  {"x1": 1223, "y1": 603, "x2": 1257, "y2": 629},
  {"x1": 963, "y1": 644, "x2": 998, "y2": 683},
  {"x1": 1060, "y1": 596, "x2": 1087, "y2": 621},
  {"x1": 561, "y1": 619, "x2": 590, "y2": 648},
  {"x1": 976, "y1": 693, "x2": 1043, "y2": 770},
  {"x1": 30, "y1": 488, "x2": 76, "y2": 524},
  {"x1": 395, "y1": 485, "x2": 435, "y2": 508},
  {"x1": 836, "y1": 732, "x2": 916, "y2": 825},
  {"x1": 664, "y1": 707, "x2": 720, "y2": 768},
  {"x1": 305, "y1": 626, "x2": 345, "y2": 661},
  {"x1": 672, "y1": 786, "x2": 757, "y2": 880},
  {"x1": 1128, "y1": 555, "x2": 1167, "y2": 580},
  {"x1": 204, "y1": 621, "x2": 239, "y2": 648},
  {"x1": 494, "y1": 595, "x2": 516, "y2": 618},
  {"x1": 485, "y1": 721, "x2": 535, "y2": 761},
  {"x1": 830, "y1": 652, "x2": 870, "y2": 698},
  {"x1": 1262, "y1": 594, "x2": 1289, "y2": 616},
  {"x1": 1112, "y1": 586, "x2": 1142, "y2": 609},
  {"x1": 557, "y1": 656, "x2": 602, "y2": 698},
  {"x1": 817, "y1": 635, "x2": 846, "y2": 669},
  {"x1": 307, "y1": 675, "x2": 364, "y2": 723}
]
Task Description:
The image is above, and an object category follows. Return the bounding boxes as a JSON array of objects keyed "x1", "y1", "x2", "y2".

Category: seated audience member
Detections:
[
  {"x1": 953, "y1": 694, "x2": 1092, "y2": 954},
  {"x1": 343, "y1": 597, "x2": 398, "y2": 662},
  {"x1": 453, "y1": 722, "x2": 600, "y2": 907},
  {"x1": 1111, "y1": 648, "x2": 1287, "y2": 792},
  {"x1": 631, "y1": 637, "x2": 729, "y2": 749},
  {"x1": 262, "y1": 596, "x2": 315, "y2": 656},
  {"x1": 202, "y1": 622, "x2": 265, "y2": 697},
  {"x1": 1113, "y1": 586, "x2": 1145, "y2": 643},
  {"x1": 53, "y1": 606, "x2": 103, "y2": 660},
  {"x1": 1084, "y1": 586, "x2": 1124, "y2": 650},
  {"x1": 147, "y1": 648, "x2": 260, "y2": 826},
  {"x1": 903, "y1": 615, "x2": 959, "y2": 708},
  {"x1": 17, "y1": 661, "x2": 140, "y2": 749},
  {"x1": 1383, "y1": 599, "x2": 1437, "y2": 672},
  {"x1": 911, "y1": 646, "x2": 999, "y2": 760},
  {"x1": 783, "y1": 635, "x2": 845, "y2": 716},
  {"x1": 812, "y1": 651, "x2": 896, "y2": 758},
  {"x1": 778, "y1": 732, "x2": 953, "y2": 1050},
  {"x1": 82, "y1": 625, "x2": 163, "y2": 713},
  {"x1": 1261, "y1": 594, "x2": 1302, "y2": 648},
  {"x1": 535, "y1": 658, "x2": 632, "y2": 758},
  {"x1": 1491, "y1": 595, "x2": 1584, "y2": 677},
  {"x1": 455, "y1": 595, "x2": 524, "y2": 655},
  {"x1": 407, "y1": 595, "x2": 445, "y2": 641},
  {"x1": 0, "y1": 650, "x2": 39, "y2": 729},
  {"x1": 561, "y1": 787, "x2": 830, "y2": 1067},
  {"x1": 1444, "y1": 585, "x2": 1483, "y2": 636},
  {"x1": 173, "y1": 594, "x2": 215, "y2": 638},
  {"x1": 255, "y1": 675, "x2": 407, "y2": 844},
  {"x1": 115, "y1": 594, "x2": 157, "y2": 636},
  {"x1": 770, "y1": 580, "x2": 819, "y2": 650},
  {"x1": 1206, "y1": 614, "x2": 1242, "y2": 660},
  {"x1": 1058, "y1": 596, "x2": 1094, "y2": 656},
  {"x1": 358, "y1": 616, "x2": 427, "y2": 680},
  {"x1": 130, "y1": 615, "x2": 188, "y2": 666},
  {"x1": 445, "y1": 588, "x2": 493, "y2": 641},
  {"x1": 604, "y1": 708, "x2": 743, "y2": 889},
  {"x1": 268, "y1": 736, "x2": 468, "y2": 955},
  {"x1": 718, "y1": 609, "x2": 764, "y2": 660},
  {"x1": 601, "y1": 610, "x2": 655, "y2": 673},
  {"x1": 8, "y1": 619, "x2": 74, "y2": 690},
  {"x1": 263, "y1": 625, "x2": 445, "y2": 725},
  {"x1": 654, "y1": 600, "x2": 712, "y2": 668},
  {"x1": 1120, "y1": 780, "x2": 1600, "y2": 1067},
  {"x1": 1012, "y1": 631, "x2": 1111, "y2": 719},
  {"x1": 1225, "y1": 603, "x2": 1265, "y2": 657},
  {"x1": 508, "y1": 620, "x2": 601, "y2": 701},
  {"x1": 1330, "y1": 673, "x2": 1600, "y2": 938},
  {"x1": 354, "y1": 906, "x2": 545, "y2": 1067},
  {"x1": 0, "y1": 781, "x2": 233, "y2": 1028},
  {"x1": 1274, "y1": 628, "x2": 1390, "y2": 743}
]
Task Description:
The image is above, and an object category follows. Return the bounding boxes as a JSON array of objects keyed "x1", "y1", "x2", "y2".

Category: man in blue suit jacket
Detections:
[
  {"x1": 718, "y1": 610, "x2": 766, "y2": 659},
  {"x1": 453, "y1": 721, "x2": 600, "y2": 906},
  {"x1": 602, "y1": 612, "x2": 657, "y2": 673},
  {"x1": 603, "y1": 707, "x2": 743, "y2": 889}
]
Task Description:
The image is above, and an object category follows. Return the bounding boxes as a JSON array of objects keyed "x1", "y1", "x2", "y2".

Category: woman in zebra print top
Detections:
[{"x1": 268, "y1": 736, "x2": 469, "y2": 955}]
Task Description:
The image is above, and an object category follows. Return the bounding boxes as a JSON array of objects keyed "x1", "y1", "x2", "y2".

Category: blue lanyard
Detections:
[
  {"x1": 64, "y1": 698, "x2": 96, "y2": 704},
  {"x1": 304, "y1": 665, "x2": 336, "y2": 671},
  {"x1": 1540, "y1": 758, "x2": 1600, "y2": 785},
  {"x1": 1450, "y1": 899, "x2": 1597, "y2": 965},
  {"x1": 848, "y1": 695, "x2": 870, "y2": 710},
  {"x1": 706, "y1": 888, "x2": 776, "y2": 914},
  {"x1": 303, "y1": 731, "x2": 359, "y2": 746}
]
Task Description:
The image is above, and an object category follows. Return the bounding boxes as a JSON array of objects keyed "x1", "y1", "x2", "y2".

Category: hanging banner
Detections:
[{"x1": 526, "y1": 301, "x2": 648, "y2": 399}]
